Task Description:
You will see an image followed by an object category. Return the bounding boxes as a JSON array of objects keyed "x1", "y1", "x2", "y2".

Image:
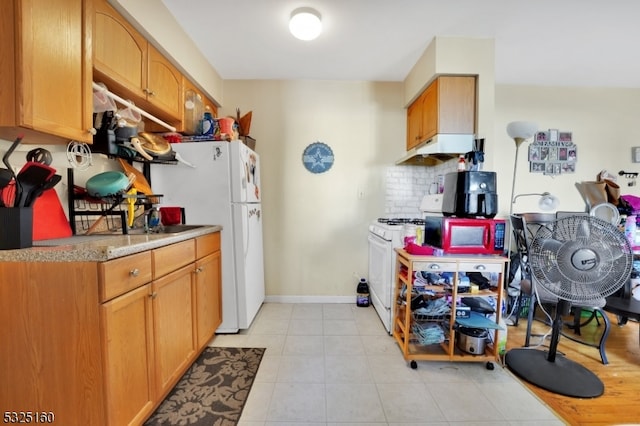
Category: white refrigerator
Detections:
[{"x1": 150, "y1": 140, "x2": 265, "y2": 333}]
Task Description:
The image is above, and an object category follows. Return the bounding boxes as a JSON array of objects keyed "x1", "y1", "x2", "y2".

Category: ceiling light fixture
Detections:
[{"x1": 289, "y1": 7, "x2": 322, "y2": 41}]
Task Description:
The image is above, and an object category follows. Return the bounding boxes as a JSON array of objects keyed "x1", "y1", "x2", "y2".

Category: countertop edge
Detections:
[{"x1": 0, "y1": 225, "x2": 222, "y2": 262}]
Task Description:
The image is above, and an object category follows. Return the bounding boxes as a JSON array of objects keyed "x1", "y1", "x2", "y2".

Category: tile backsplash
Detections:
[{"x1": 384, "y1": 159, "x2": 456, "y2": 217}]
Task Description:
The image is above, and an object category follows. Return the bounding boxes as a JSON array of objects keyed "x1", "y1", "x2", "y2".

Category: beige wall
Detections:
[
  {"x1": 219, "y1": 80, "x2": 404, "y2": 300},
  {"x1": 217, "y1": 80, "x2": 640, "y2": 300},
  {"x1": 494, "y1": 85, "x2": 640, "y2": 216}
]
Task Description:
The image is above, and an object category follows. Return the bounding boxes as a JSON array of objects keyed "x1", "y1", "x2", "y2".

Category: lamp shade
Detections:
[
  {"x1": 506, "y1": 121, "x2": 538, "y2": 140},
  {"x1": 539, "y1": 193, "x2": 560, "y2": 211},
  {"x1": 289, "y1": 7, "x2": 322, "y2": 41}
]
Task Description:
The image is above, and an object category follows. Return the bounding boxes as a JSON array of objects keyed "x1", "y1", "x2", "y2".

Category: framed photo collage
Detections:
[{"x1": 528, "y1": 129, "x2": 576, "y2": 176}]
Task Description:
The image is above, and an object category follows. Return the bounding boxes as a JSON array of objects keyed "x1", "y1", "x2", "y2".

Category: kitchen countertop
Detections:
[{"x1": 0, "y1": 225, "x2": 222, "y2": 262}]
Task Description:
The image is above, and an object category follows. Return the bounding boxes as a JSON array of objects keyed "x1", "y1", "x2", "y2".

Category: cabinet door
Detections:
[
  {"x1": 147, "y1": 45, "x2": 182, "y2": 119},
  {"x1": 0, "y1": 0, "x2": 93, "y2": 143},
  {"x1": 406, "y1": 98, "x2": 422, "y2": 150},
  {"x1": 93, "y1": 0, "x2": 147, "y2": 98},
  {"x1": 152, "y1": 264, "x2": 196, "y2": 396},
  {"x1": 436, "y1": 76, "x2": 476, "y2": 135},
  {"x1": 101, "y1": 284, "x2": 156, "y2": 426},
  {"x1": 421, "y1": 81, "x2": 438, "y2": 142},
  {"x1": 195, "y1": 251, "x2": 222, "y2": 349}
]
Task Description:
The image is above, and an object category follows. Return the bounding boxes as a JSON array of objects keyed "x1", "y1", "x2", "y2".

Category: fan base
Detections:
[{"x1": 505, "y1": 348, "x2": 604, "y2": 398}]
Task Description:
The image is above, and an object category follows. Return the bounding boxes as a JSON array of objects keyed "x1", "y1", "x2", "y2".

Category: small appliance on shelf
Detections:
[{"x1": 442, "y1": 171, "x2": 498, "y2": 218}]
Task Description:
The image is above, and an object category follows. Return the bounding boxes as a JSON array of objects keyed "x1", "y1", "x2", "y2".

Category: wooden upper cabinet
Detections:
[
  {"x1": 435, "y1": 76, "x2": 476, "y2": 135},
  {"x1": 93, "y1": 0, "x2": 182, "y2": 123},
  {"x1": 406, "y1": 75, "x2": 476, "y2": 151},
  {"x1": 93, "y1": 0, "x2": 146, "y2": 98},
  {"x1": 420, "y1": 81, "x2": 438, "y2": 140},
  {"x1": 147, "y1": 45, "x2": 182, "y2": 119},
  {"x1": 406, "y1": 97, "x2": 422, "y2": 150},
  {"x1": 0, "y1": 0, "x2": 93, "y2": 144},
  {"x1": 178, "y1": 78, "x2": 219, "y2": 134}
]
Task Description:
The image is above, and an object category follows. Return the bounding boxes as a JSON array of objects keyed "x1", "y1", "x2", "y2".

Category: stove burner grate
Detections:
[{"x1": 377, "y1": 218, "x2": 425, "y2": 226}]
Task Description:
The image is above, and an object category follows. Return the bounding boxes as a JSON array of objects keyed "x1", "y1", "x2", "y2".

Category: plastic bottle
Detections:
[
  {"x1": 356, "y1": 278, "x2": 370, "y2": 307},
  {"x1": 457, "y1": 155, "x2": 466, "y2": 172},
  {"x1": 201, "y1": 109, "x2": 214, "y2": 137}
]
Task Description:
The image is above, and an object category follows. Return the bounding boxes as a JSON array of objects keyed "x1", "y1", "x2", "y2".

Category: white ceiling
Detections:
[{"x1": 161, "y1": 0, "x2": 640, "y2": 88}]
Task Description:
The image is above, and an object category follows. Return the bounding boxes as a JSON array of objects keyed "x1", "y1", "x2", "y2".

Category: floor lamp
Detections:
[
  {"x1": 507, "y1": 121, "x2": 539, "y2": 216},
  {"x1": 505, "y1": 121, "x2": 538, "y2": 325}
]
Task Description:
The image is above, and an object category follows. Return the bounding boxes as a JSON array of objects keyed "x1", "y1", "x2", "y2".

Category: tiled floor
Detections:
[{"x1": 209, "y1": 303, "x2": 565, "y2": 425}]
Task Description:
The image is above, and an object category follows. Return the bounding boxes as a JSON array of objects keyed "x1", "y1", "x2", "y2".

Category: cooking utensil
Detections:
[
  {"x1": 14, "y1": 162, "x2": 57, "y2": 207},
  {"x1": 114, "y1": 125, "x2": 138, "y2": 141},
  {"x1": 84, "y1": 215, "x2": 106, "y2": 235},
  {"x1": 3, "y1": 135, "x2": 23, "y2": 205},
  {"x1": 129, "y1": 137, "x2": 154, "y2": 160},
  {"x1": 85, "y1": 171, "x2": 130, "y2": 197},
  {"x1": 25, "y1": 174, "x2": 62, "y2": 207},
  {"x1": 117, "y1": 159, "x2": 153, "y2": 195},
  {"x1": 0, "y1": 168, "x2": 13, "y2": 190},
  {"x1": 1, "y1": 181, "x2": 16, "y2": 208},
  {"x1": 174, "y1": 152, "x2": 196, "y2": 168},
  {"x1": 125, "y1": 188, "x2": 137, "y2": 228},
  {"x1": 84, "y1": 199, "x2": 123, "y2": 235},
  {"x1": 138, "y1": 132, "x2": 173, "y2": 159},
  {"x1": 26, "y1": 148, "x2": 53, "y2": 165},
  {"x1": 3, "y1": 135, "x2": 22, "y2": 170}
]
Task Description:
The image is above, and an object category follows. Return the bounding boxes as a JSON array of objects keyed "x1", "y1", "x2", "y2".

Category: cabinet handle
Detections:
[
  {"x1": 149, "y1": 291, "x2": 158, "y2": 299},
  {"x1": 428, "y1": 264, "x2": 440, "y2": 270},
  {"x1": 144, "y1": 88, "x2": 156, "y2": 96},
  {"x1": 473, "y1": 265, "x2": 487, "y2": 271},
  {"x1": 195, "y1": 266, "x2": 204, "y2": 273},
  {"x1": 130, "y1": 268, "x2": 140, "y2": 277},
  {"x1": 88, "y1": 127, "x2": 97, "y2": 135}
]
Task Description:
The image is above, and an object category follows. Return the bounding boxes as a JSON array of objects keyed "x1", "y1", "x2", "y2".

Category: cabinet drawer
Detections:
[
  {"x1": 152, "y1": 239, "x2": 196, "y2": 279},
  {"x1": 413, "y1": 261, "x2": 457, "y2": 273},
  {"x1": 196, "y1": 232, "x2": 220, "y2": 259},
  {"x1": 458, "y1": 261, "x2": 504, "y2": 274},
  {"x1": 99, "y1": 251, "x2": 153, "y2": 302}
]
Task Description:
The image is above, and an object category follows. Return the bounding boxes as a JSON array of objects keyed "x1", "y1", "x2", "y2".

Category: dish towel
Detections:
[{"x1": 159, "y1": 207, "x2": 183, "y2": 225}]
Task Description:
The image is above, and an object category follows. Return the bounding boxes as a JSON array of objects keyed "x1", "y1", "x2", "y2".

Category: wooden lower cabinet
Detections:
[
  {"x1": 0, "y1": 232, "x2": 221, "y2": 426},
  {"x1": 102, "y1": 284, "x2": 156, "y2": 426},
  {"x1": 0, "y1": 262, "x2": 106, "y2": 425},
  {"x1": 195, "y1": 251, "x2": 222, "y2": 348},
  {"x1": 152, "y1": 264, "x2": 196, "y2": 396}
]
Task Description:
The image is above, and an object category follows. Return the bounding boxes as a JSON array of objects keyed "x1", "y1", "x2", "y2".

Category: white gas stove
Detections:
[
  {"x1": 367, "y1": 195, "x2": 443, "y2": 333},
  {"x1": 367, "y1": 218, "x2": 424, "y2": 334}
]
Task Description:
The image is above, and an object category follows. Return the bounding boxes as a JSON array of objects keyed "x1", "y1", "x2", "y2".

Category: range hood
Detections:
[{"x1": 396, "y1": 134, "x2": 475, "y2": 165}]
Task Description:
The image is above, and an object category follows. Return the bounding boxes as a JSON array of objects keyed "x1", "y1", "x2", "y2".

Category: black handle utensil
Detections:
[
  {"x1": 25, "y1": 174, "x2": 62, "y2": 207},
  {"x1": 14, "y1": 162, "x2": 56, "y2": 207},
  {"x1": 2, "y1": 135, "x2": 23, "y2": 206},
  {"x1": 26, "y1": 147, "x2": 53, "y2": 165}
]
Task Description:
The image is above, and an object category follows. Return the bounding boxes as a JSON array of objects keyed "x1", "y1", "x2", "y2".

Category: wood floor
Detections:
[{"x1": 505, "y1": 307, "x2": 640, "y2": 426}]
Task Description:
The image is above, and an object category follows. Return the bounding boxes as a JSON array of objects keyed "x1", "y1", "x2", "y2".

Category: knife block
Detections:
[{"x1": 0, "y1": 207, "x2": 33, "y2": 249}]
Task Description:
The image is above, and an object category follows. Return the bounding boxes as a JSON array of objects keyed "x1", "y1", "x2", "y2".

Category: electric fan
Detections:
[{"x1": 505, "y1": 215, "x2": 633, "y2": 398}]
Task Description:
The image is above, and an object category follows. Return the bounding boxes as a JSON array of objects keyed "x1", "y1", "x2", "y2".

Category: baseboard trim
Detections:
[{"x1": 264, "y1": 295, "x2": 355, "y2": 304}]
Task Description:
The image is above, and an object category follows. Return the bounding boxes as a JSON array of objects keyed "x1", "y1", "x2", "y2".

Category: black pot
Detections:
[{"x1": 114, "y1": 125, "x2": 138, "y2": 142}]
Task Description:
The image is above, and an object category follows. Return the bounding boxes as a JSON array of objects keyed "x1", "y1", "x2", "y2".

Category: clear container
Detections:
[{"x1": 183, "y1": 90, "x2": 204, "y2": 135}]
